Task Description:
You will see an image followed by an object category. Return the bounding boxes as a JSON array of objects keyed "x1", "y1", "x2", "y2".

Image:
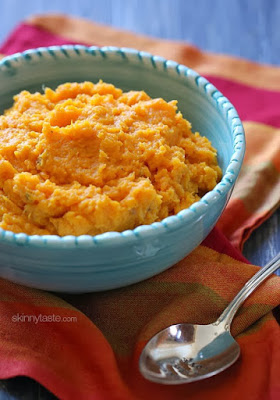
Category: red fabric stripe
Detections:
[
  {"x1": 204, "y1": 75, "x2": 280, "y2": 127},
  {"x1": 0, "y1": 23, "x2": 81, "y2": 55},
  {"x1": 202, "y1": 227, "x2": 249, "y2": 263}
]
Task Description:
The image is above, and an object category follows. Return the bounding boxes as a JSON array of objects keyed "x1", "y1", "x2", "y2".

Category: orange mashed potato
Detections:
[{"x1": 0, "y1": 81, "x2": 221, "y2": 236}]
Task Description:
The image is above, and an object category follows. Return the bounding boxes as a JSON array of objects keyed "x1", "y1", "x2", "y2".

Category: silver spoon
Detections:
[{"x1": 139, "y1": 253, "x2": 280, "y2": 384}]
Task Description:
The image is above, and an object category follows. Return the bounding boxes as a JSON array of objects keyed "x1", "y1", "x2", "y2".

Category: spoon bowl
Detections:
[
  {"x1": 139, "y1": 253, "x2": 280, "y2": 384},
  {"x1": 140, "y1": 322, "x2": 240, "y2": 384}
]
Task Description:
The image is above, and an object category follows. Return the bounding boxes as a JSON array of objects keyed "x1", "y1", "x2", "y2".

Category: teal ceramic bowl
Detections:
[{"x1": 0, "y1": 46, "x2": 245, "y2": 293}]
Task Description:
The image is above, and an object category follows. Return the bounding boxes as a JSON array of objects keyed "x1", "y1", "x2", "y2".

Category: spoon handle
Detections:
[{"x1": 218, "y1": 253, "x2": 280, "y2": 328}]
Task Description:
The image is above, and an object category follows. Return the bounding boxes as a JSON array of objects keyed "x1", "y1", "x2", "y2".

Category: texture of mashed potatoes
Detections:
[{"x1": 0, "y1": 81, "x2": 222, "y2": 236}]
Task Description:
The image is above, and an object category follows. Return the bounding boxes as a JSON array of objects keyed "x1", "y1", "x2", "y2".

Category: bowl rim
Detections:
[{"x1": 0, "y1": 45, "x2": 245, "y2": 248}]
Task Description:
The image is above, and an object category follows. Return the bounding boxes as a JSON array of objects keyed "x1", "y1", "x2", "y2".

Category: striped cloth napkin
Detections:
[{"x1": 0, "y1": 14, "x2": 279, "y2": 400}]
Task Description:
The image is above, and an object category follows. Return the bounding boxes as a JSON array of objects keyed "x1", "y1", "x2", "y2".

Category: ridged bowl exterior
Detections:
[{"x1": 0, "y1": 46, "x2": 245, "y2": 292}]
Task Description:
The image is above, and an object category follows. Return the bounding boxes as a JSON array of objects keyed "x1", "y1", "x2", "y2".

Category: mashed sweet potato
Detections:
[{"x1": 0, "y1": 81, "x2": 221, "y2": 236}]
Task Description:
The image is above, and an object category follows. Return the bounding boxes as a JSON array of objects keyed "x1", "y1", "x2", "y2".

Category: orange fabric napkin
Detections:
[{"x1": 0, "y1": 14, "x2": 279, "y2": 400}]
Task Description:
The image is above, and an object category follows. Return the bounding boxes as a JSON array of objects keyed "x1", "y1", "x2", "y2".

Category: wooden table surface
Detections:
[{"x1": 0, "y1": 0, "x2": 279, "y2": 398}]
